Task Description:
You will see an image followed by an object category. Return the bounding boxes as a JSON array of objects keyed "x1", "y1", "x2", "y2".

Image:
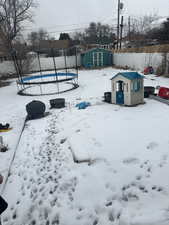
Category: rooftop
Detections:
[{"x1": 111, "y1": 72, "x2": 144, "y2": 80}]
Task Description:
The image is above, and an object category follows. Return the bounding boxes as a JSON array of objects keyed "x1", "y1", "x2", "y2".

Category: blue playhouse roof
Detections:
[{"x1": 111, "y1": 72, "x2": 144, "y2": 80}]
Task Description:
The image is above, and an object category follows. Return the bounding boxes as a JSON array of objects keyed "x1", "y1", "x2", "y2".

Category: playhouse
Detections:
[{"x1": 111, "y1": 72, "x2": 144, "y2": 106}]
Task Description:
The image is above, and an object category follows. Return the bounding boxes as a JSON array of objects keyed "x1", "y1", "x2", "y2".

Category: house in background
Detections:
[
  {"x1": 111, "y1": 72, "x2": 144, "y2": 106},
  {"x1": 33, "y1": 40, "x2": 71, "y2": 57},
  {"x1": 84, "y1": 43, "x2": 114, "y2": 50},
  {"x1": 81, "y1": 48, "x2": 113, "y2": 68}
]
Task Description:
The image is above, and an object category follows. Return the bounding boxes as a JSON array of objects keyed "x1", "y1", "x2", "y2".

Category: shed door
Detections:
[{"x1": 93, "y1": 52, "x2": 103, "y2": 67}]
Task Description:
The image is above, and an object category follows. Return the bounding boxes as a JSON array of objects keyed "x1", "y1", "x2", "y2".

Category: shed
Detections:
[
  {"x1": 111, "y1": 72, "x2": 144, "y2": 106},
  {"x1": 81, "y1": 48, "x2": 113, "y2": 68}
]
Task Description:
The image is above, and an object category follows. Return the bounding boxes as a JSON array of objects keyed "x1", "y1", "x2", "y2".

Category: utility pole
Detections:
[
  {"x1": 117, "y1": 0, "x2": 120, "y2": 49},
  {"x1": 119, "y1": 15, "x2": 124, "y2": 49},
  {"x1": 116, "y1": 0, "x2": 123, "y2": 49},
  {"x1": 128, "y1": 16, "x2": 131, "y2": 41}
]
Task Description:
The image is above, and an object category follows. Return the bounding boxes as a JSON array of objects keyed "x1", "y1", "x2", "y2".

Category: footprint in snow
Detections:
[
  {"x1": 12, "y1": 210, "x2": 17, "y2": 220},
  {"x1": 162, "y1": 154, "x2": 168, "y2": 162},
  {"x1": 136, "y1": 175, "x2": 142, "y2": 180},
  {"x1": 60, "y1": 138, "x2": 67, "y2": 144},
  {"x1": 51, "y1": 214, "x2": 60, "y2": 224},
  {"x1": 30, "y1": 220, "x2": 36, "y2": 225},
  {"x1": 84, "y1": 123, "x2": 90, "y2": 129},
  {"x1": 3, "y1": 216, "x2": 9, "y2": 223},
  {"x1": 140, "y1": 160, "x2": 151, "y2": 169},
  {"x1": 95, "y1": 142, "x2": 102, "y2": 147},
  {"x1": 152, "y1": 185, "x2": 163, "y2": 192},
  {"x1": 158, "y1": 163, "x2": 164, "y2": 168},
  {"x1": 16, "y1": 200, "x2": 20, "y2": 205},
  {"x1": 123, "y1": 157, "x2": 139, "y2": 165},
  {"x1": 158, "y1": 155, "x2": 168, "y2": 168},
  {"x1": 146, "y1": 142, "x2": 158, "y2": 150},
  {"x1": 75, "y1": 129, "x2": 81, "y2": 133}
]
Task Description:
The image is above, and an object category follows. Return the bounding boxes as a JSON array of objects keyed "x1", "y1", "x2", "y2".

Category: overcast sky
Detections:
[{"x1": 26, "y1": 0, "x2": 169, "y2": 38}]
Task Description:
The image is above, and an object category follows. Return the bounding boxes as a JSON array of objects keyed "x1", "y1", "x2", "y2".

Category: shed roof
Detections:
[{"x1": 111, "y1": 72, "x2": 144, "y2": 80}]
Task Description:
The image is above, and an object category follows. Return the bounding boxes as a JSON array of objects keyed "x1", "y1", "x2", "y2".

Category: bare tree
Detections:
[
  {"x1": 28, "y1": 28, "x2": 51, "y2": 49},
  {"x1": 27, "y1": 30, "x2": 39, "y2": 47},
  {"x1": 72, "y1": 22, "x2": 116, "y2": 46},
  {"x1": 0, "y1": 0, "x2": 36, "y2": 76},
  {"x1": 127, "y1": 13, "x2": 159, "y2": 41}
]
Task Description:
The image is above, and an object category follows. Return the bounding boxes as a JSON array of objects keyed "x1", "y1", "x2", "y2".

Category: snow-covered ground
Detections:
[{"x1": 1, "y1": 68, "x2": 169, "y2": 225}]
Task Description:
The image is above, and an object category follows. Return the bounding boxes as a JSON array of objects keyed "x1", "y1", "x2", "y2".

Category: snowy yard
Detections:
[{"x1": 1, "y1": 68, "x2": 169, "y2": 225}]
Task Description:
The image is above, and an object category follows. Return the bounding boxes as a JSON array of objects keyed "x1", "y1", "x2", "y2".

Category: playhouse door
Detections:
[{"x1": 116, "y1": 81, "x2": 124, "y2": 104}]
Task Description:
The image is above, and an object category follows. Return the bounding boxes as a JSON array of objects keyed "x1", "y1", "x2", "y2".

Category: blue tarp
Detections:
[{"x1": 75, "y1": 101, "x2": 91, "y2": 109}]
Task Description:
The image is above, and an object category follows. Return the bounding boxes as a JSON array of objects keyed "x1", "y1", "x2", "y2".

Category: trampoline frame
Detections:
[{"x1": 16, "y1": 46, "x2": 79, "y2": 96}]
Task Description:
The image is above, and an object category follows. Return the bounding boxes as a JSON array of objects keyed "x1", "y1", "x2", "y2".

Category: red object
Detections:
[
  {"x1": 143, "y1": 67, "x2": 149, "y2": 75},
  {"x1": 143, "y1": 66, "x2": 154, "y2": 75},
  {"x1": 158, "y1": 87, "x2": 169, "y2": 99}
]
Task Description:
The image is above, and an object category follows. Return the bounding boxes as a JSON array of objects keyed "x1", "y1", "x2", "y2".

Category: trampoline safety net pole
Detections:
[
  {"x1": 37, "y1": 52, "x2": 43, "y2": 94},
  {"x1": 51, "y1": 48, "x2": 59, "y2": 94},
  {"x1": 64, "y1": 49, "x2": 68, "y2": 79},
  {"x1": 75, "y1": 46, "x2": 79, "y2": 84},
  {"x1": 12, "y1": 50, "x2": 24, "y2": 88},
  {"x1": 37, "y1": 52, "x2": 43, "y2": 78}
]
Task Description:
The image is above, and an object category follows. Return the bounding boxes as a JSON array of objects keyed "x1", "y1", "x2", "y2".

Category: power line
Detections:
[
  {"x1": 23, "y1": 26, "x2": 118, "y2": 41},
  {"x1": 42, "y1": 25, "x2": 118, "y2": 35},
  {"x1": 24, "y1": 25, "x2": 118, "y2": 38},
  {"x1": 24, "y1": 15, "x2": 118, "y2": 33}
]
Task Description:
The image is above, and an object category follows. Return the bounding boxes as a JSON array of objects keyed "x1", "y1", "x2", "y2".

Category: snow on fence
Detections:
[
  {"x1": 113, "y1": 52, "x2": 164, "y2": 71},
  {"x1": 0, "y1": 55, "x2": 81, "y2": 75}
]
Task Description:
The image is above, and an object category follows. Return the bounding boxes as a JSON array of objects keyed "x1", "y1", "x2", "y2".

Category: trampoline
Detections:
[
  {"x1": 16, "y1": 46, "x2": 79, "y2": 96},
  {"x1": 17, "y1": 71, "x2": 79, "y2": 96},
  {"x1": 20, "y1": 72, "x2": 78, "y2": 84}
]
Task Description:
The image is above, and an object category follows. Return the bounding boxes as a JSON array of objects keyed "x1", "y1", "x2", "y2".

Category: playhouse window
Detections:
[
  {"x1": 116, "y1": 81, "x2": 124, "y2": 91},
  {"x1": 132, "y1": 80, "x2": 140, "y2": 92},
  {"x1": 126, "y1": 83, "x2": 128, "y2": 92}
]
